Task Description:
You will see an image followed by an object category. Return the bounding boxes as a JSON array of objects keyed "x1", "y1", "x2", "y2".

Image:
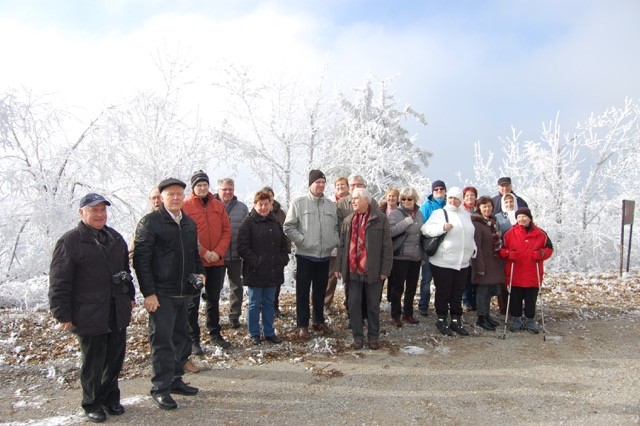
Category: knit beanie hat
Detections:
[
  {"x1": 309, "y1": 169, "x2": 326, "y2": 186},
  {"x1": 447, "y1": 186, "x2": 463, "y2": 202},
  {"x1": 432, "y1": 180, "x2": 447, "y2": 192},
  {"x1": 190, "y1": 170, "x2": 209, "y2": 189},
  {"x1": 515, "y1": 207, "x2": 533, "y2": 221}
]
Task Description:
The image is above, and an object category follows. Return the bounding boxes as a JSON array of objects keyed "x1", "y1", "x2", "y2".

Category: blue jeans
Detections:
[
  {"x1": 247, "y1": 286, "x2": 277, "y2": 337},
  {"x1": 419, "y1": 261, "x2": 433, "y2": 310}
]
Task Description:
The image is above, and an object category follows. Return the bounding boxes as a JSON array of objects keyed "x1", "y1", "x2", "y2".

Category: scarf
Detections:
[{"x1": 349, "y1": 207, "x2": 371, "y2": 275}]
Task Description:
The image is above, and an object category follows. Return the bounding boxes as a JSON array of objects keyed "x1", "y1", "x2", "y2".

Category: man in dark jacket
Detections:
[
  {"x1": 49, "y1": 193, "x2": 134, "y2": 423},
  {"x1": 133, "y1": 178, "x2": 206, "y2": 410},
  {"x1": 335, "y1": 188, "x2": 393, "y2": 350},
  {"x1": 491, "y1": 176, "x2": 528, "y2": 214}
]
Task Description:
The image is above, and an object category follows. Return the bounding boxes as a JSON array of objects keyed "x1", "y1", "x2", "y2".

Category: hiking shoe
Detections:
[
  {"x1": 183, "y1": 360, "x2": 200, "y2": 373},
  {"x1": 436, "y1": 318, "x2": 453, "y2": 336},
  {"x1": 191, "y1": 342, "x2": 204, "y2": 356},
  {"x1": 525, "y1": 317, "x2": 539, "y2": 334},
  {"x1": 211, "y1": 334, "x2": 231, "y2": 349},
  {"x1": 450, "y1": 317, "x2": 469, "y2": 336},
  {"x1": 509, "y1": 317, "x2": 523, "y2": 332},
  {"x1": 403, "y1": 315, "x2": 420, "y2": 325},
  {"x1": 419, "y1": 308, "x2": 429, "y2": 317}
]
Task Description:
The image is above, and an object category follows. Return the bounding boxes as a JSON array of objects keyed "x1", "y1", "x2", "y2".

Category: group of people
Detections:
[{"x1": 48, "y1": 170, "x2": 553, "y2": 422}]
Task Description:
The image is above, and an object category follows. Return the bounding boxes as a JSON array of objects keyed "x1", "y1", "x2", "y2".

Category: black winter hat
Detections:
[
  {"x1": 308, "y1": 169, "x2": 326, "y2": 186},
  {"x1": 158, "y1": 177, "x2": 186, "y2": 193},
  {"x1": 515, "y1": 207, "x2": 533, "y2": 221},
  {"x1": 431, "y1": 180, "x2": 446, "y2": 192},
  {"x1": 190, "y1": 170, "x2": 209, "y2": 189}
]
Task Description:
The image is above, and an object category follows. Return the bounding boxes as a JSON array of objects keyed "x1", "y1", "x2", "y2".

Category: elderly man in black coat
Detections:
[{"x1": 49, "y1": 193, "x2": 135, "y2": 423}]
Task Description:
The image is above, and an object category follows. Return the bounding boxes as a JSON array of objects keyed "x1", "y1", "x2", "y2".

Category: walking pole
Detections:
[
  {"x1": 536, "y1": 262, "x2": 546, "y2": 342},
  {"x1": 501, "y1": 262, "x2": 514, "y2": 340}
]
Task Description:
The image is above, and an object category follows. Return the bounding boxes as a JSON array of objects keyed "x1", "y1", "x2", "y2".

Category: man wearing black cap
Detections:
[
  {"x1": 183, "y1": 170, "x2": 232, "y2": 353},
  {"x1": 417, "y1": 180, "x2": 447, "y2": 316},
  {"x1": 133, "y1": 178, "x2": 206, "y2": 410},
  {"x1": 491, "y1": 177, "x2": 528, "y2": 214},
  {"x1": 49, "y1": 193, "x2": 135, "y2": 423},
  {"x1": 284, "y1": 169, "x2": 339, "y2": 339}
]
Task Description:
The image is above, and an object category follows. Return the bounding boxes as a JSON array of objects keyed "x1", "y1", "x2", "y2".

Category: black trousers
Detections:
[
  {"x1": 188, "y1": 265, "x2": 225, "y2": 341},
  {"x1": 149, "y1": 295, "x2": 189, "y2": 395},
  {"x1": 77, "y1": 328, "x2": 126, "y2": 413},
  {"x1": 295, "y1": 255, "x2": 329, "y2": 327},
  {"x1": 389, "y1": 259, "x2": 421, "y2": 319},
  {"x1": 509, "y1": 286, "x2": 539, "y2": 318},
  {"x1": 430, "y1": 264, "x2": 468, "y2": 317}
]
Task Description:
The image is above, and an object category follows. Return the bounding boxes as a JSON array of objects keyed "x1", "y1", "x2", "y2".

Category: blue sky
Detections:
[{"x1": 1, "y1": 0, "x2": 639, "y2": 192}]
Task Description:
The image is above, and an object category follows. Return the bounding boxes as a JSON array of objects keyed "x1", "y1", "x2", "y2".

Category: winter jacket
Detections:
[
  {"x1": 419, "y1": 194, "x2": 445, "y2": 222},
  {"x1": 49, "y1": 222, "x2": 134, "y2": 336},
  {"x1": 388, "y1": 205, "x2": 424, "y2": 262},
  {"x1": 336, "y1": 206, "x2": 393, "y2": 283},
  {"x1": 284, "y1": 192, "x2": 339, "y2": 259},
  {"x1": 132, "y1": 205, "x2": 205, "y2": 297},
  {"x1": 183, "y1": 192, "x2": 231, "y2": 267},
  {"x1": 422, "y1": 204, "x2": 477, "y2": 271},
  {"x1": 471, "y1": 213, "x2": 506, "y2": 285},
  {"x1": 499, "y1": 223, "x2": 553, "y2": 288},
  {"x1": 213, "y1": 194, "x2": 249, "y2": 261},
  {"x1": 492, "y1": 191, "x2": 528, "y2": 214},
  {"x1": 238, "y1": 209, "x2": 289, "y2": 287}
]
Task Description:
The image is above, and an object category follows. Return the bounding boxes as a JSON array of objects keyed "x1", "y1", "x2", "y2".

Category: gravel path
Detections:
[{"x1": 2, "y1": 311, "x2": 639, "y2": 425}]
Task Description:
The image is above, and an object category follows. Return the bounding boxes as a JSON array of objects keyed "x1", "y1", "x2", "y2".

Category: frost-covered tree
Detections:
[
  {"x1": 473, "y1": 99, "x2": 640, "y2": 271},
  {"x1": 321, "y1": 75, "x2": 431, "y2": 200},
  {"x1": 213, "y1": 63, "x2": 332, "y2": 206},
  {"x1": 0, "y1": 90, "x2": 106, "y2": 281}
]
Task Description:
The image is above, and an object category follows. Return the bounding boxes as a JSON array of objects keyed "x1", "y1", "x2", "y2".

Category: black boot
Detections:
[
  {"x1": 476, "y1": 315, "x2": 496, "y2": 331},
  {"x1": 486, "y1": 315, "x2": 500, "y2": 327},
  {"x1": 436, "y1": 316, "x2": 453, "y2": 336},
  {"x1": 450, "y1": 316, "x2": 469, "y2": 336}
]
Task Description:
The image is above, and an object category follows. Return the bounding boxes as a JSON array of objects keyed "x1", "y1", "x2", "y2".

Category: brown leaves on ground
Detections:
[{"x1": 1, "y1": 270, "x2": 638, "y2": 388}]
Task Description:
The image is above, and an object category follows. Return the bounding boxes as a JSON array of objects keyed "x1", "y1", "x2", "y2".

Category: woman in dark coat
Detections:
[
  {"x1": 261, "y1": 186, "x2": 291, "y2": 316},
  {"x1": 238, "y1": 190, "x2": 289, "y2": 345},
  {"x1": 471, "y1": 196, "x2": 505, "y2": 330}
]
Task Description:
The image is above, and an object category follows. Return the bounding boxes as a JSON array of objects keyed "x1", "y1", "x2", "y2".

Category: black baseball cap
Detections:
[{"x1": 79, "y1": 193, "x2": 111, "y2": 208}]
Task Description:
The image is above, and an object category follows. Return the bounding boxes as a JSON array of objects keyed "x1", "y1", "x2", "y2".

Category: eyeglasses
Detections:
[
  {"x1": 400, "y1": 198, "x2": 413, "y2": 201},
  {"x1": 433, "y1": 188, "x2": 445, "y2": 192}
]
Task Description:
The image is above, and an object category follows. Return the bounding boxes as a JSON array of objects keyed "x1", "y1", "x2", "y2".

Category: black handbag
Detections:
[
  {"x1": 392, "y1": 232, "x2": 408, "y2": 256},
  {"x1": 421, "y1": 209, "x2": 449, "y2": 257},
  {"x1": 391, "y1": 208, "x2": 410, "y2": 256}
]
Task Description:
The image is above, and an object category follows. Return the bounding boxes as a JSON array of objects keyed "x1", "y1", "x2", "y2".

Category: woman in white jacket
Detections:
[{"x1": 421, "y1": 187, "x2": 476, "y2": 336}]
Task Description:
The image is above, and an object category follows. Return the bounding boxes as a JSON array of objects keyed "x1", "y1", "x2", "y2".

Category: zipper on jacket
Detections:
[{"x1": 178, "y1": 219, "x2": 186, "y2": 297}]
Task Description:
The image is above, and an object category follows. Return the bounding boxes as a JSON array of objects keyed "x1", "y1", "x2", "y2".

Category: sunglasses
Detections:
[
  {"x1": 401, "y1": 197, "x2": 414, "y2": 201},
  {"x1": 433, "y1": 187, "x2": 445, "y2": 191}
]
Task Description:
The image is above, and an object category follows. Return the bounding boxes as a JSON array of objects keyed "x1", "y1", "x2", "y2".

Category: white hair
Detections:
[
  {"x1": 352, "y1": 187, "x2": 370, "y2": 200},
  {"x1": 348, "y1": 174, "x2": 367, "y2": 186}
]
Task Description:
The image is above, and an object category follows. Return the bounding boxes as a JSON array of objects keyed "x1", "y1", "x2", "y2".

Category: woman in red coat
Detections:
[{"x1": 499, "y1": 207, "x2": 553, "y2": 333}]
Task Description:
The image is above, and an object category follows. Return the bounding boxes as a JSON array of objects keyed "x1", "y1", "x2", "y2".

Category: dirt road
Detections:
[{"x1": 2, "y1": 311, "x2": 638, "y2": 425}]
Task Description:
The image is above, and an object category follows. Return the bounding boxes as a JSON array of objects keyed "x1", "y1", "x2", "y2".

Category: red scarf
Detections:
[{"x1": 349, "y1": 207, "x2": 371, "y2": 275}]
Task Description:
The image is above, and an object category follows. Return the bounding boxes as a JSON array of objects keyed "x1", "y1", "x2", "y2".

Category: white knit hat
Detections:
[{"x1": 447, "y1": 186, "x2": 464, "y2": 203}]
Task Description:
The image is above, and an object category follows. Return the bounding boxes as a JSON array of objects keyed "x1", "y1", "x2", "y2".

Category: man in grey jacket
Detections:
[
  {"x1": 214, "y1": 178, "x2": 249, "y2": 332},
  {"x1": 284, "y1": 170, "x2": 339, "y2": 339}
]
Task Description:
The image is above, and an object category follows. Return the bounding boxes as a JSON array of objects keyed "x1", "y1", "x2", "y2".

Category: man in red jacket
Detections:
[
  {"x1": 183, "y1": 170, "x2": 232, "y2": 352},
  {"x1": 499, "y1": 207, "x2": 553, "y2": 333}
]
